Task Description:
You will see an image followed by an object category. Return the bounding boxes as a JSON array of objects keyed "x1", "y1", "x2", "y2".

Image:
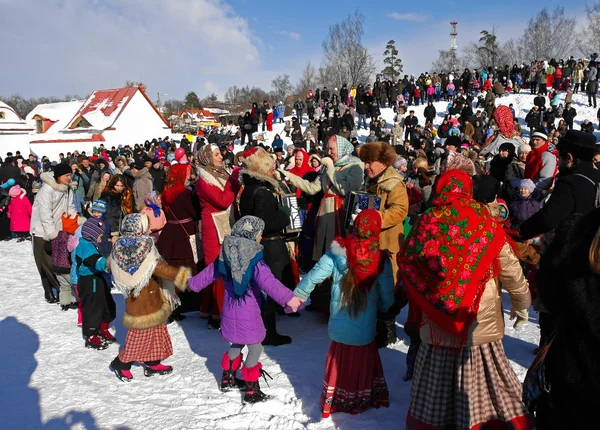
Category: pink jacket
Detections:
[
  {"x1": 7, "y1": 192, "x2": 32, "y2": 232},
  {"x1": 140, "y1": 206, "x2": 167, "y2": 238}
]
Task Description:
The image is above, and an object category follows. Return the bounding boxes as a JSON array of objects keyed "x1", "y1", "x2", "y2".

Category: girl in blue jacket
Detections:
[
  {"x1": 74, "y1": 218, "x2": 116, "y2": 350},
  {"x1": 291, "y1": 209, "x2": 394, "y2": 418}
]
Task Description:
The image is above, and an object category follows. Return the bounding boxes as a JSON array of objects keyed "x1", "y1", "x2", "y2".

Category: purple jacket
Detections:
[
  {"x1": 188, "y1": 260, "x2": 294, "y2": 345},
  {"x1": 510, "y1": 195, "x2": 540, "y2": 230}
]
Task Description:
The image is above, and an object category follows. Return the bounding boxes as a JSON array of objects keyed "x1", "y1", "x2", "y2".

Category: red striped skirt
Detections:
[
  {"x1": 321, "y1": 341, "x2": 389, "y2": 418},
  {"x1": 118, "y1": 323, "x2": 173, "y2": 364}
]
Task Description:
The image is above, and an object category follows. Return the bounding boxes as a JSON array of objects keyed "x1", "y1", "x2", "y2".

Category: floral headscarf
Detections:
[
  {"x1": 330, "y1": 135, "x2": 359, "y2": 167},
  {"x1": 198, "y1": 144, "x2": 229, "y2": 185},
  {"x1": 110, "y1": 214, "x2": 168, "y2": 302},
  {"x1": 217, "y1": 216, "x2": 265, "y2": 300},
  {"x1": 332, "y1": 209, "x2": 384, "y2": 293},
  {"x1": 162, "y1": 163, "x2": 191, "y2": 210},
  {"x1": 493, "y1": 105, "x2": 518, "y2": 138},
  {"x1": 398, "y1": 170, "x2": 506, "y2": 346}
]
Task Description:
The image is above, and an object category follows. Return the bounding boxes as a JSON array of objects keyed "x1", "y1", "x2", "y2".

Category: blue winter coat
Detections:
[
  {"x1": 277, "y1": 104, "x2": 285, "y2": 119},
  {"x1": 74, "y1": 238, "x2": 108, "y2": 278},
  {"x1": 294, "y1": 241, "x2": 395, "y2": 346}
]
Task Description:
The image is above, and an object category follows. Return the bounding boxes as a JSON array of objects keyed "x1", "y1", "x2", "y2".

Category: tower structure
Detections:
[{"x1": 450, "y1": 21, "x2": 458, "y2": 72}]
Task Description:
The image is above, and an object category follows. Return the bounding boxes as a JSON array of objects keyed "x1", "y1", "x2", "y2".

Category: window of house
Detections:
[
  {"x1": 0, "y1": 112, "x2": 5, "y2": 119},
  {"x1": 36, "y1": 119, "x2": 43, "y2": 133}
]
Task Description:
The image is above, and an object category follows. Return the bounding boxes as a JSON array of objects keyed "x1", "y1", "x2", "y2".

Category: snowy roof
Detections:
[
  {"x1": 26, "y1": 100, "x2": 85, "y2": 133},
  {"x1": 205, "y1": 107, "x2": 230, "y2": 115},
  {"x1": 179, "y1": 109, "x2": 218, "y2": 121},
  {"x1": 63, "y1": 87, "x2": 138, "y2": 131},
  {"x1": 0, "y1": 101, "x2": 35, "y2": 133}
]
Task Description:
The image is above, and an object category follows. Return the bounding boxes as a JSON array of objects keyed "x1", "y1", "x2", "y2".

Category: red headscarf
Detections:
[
  {"x1": 398, "y1": 170, "x2": 506, "y2": 345},
  {"x1": 162, "y1": 164, "x2": 191, "y2": 211},
  {"x1": 289, "y1": 149, "x2": 315, "y2": 198},
  {"x1": 493, "y1": 105, "x2": 517, "y2": 138},
  {"x1": 333, "y1": 209, "x2": 384, "y2": 293}
]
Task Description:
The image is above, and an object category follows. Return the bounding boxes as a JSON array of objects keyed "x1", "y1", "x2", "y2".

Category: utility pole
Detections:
[{"x1": 450, "y1": 21, "x2": 458, "y2": 73}]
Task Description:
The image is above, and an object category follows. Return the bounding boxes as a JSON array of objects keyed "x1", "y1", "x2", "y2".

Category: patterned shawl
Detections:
[
  {"x1": 331, "y1": 135, "x2": 360, "y2": 167},
  {"x1": 198, "y1": 144, "x2": 230, "y2": 185},
  {"x1": 109, "y1": 214, "x2": 177, "y2": 306},
  {"x1": 493, "y1": 105, "x2": 518, "y2": 138},
  {"x1": 332, "y1": 209, "x2": 384, "y2": 293},
  {"x1": 217, "y1": 216, "x2": 265, "y2": 300},
  {"x1": 398, "y1": 170, "x2": 506, "y2": 346}
]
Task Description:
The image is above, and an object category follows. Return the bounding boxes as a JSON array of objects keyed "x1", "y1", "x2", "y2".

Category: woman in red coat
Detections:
[
  {"x1": 195, "y1": 145, "x2": 241, "y2": 329},
  {"x1": 266, "y1": 109, "x2": 274, "y2": 132},
  {"x1": 157, "y1": 163, "x2": 201, "y2": 321}
]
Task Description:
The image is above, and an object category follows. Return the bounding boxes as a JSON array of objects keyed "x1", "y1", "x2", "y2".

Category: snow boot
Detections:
[
  {"x1": 85, "y1": 335, "x2": 108, "y2": 350},
  {"x1": 375, "y1": 316, "x2": 397, "y2": 349},
  {"x1": 112, "y1": 368, "x2": 133, "y2": 382},
  {"x1": 242, "y1": 363, "x2": 272, "y2": 404},
  {"x1": 144, "y1": 363, "x2": 173, "y2": 377},
  {"x1": 60, "y1": 304, "x2": 71, "y2": 311},
  {"x1": 220, "y1": 352, "x2": 245, "y2": 392},
  {"x1": 42, "y1": 279, "x2": 58, "y2": 304},
  {"x1": 99, "y1": 321, "x2": 116, "y2": 344},
  {"x1": 262, "y1": 311, "x2": 291, "y2": 346}
]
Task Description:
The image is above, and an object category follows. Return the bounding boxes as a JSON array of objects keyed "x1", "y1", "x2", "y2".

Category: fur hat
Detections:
[
  {"x1": 241, "y1": 147, "x2": 274, "y2": 176},
  {"x1": 358, "y1": 142, "x2": 397, "y2": 166},
  {"x1": 519, "y1": 179, "x2": 536, "y2": 193},
  {"x1": 445, "y1": 135, "x2": 461, "y2": 149},
  {"x1": 53, "y1": 163, "x2": 72, "y2": 179}
]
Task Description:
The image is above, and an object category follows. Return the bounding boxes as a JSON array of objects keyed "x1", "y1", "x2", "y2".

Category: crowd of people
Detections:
[{"x1": 2, "y1": 54, "x2": 600, "y2": 428}]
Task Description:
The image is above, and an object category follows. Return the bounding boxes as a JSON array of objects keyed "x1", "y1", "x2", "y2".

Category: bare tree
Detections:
[
  {"x1": 224, "y1": 85, "x2": 243, "y2": 105},
  {"x1": 202, "y1": 93, "x2": 219, "y2": 105},
  {"x1": 521, "y1": 7, "x2": 576, "y2": 61},
  {"x1": 319, "y1": 11, "x2": 376, "y2": 89},
  {"x1": 431, "y1": 49, "x2": 465, "y2": 73},
  {"x1": 579, "y1": 2, "x2": 600, "y2": 56},
  {"x1": 498, "y1": 39, "x2": 526, "y2": 66},
  {"x1": 296, "y1": 61, "x2": 317, "y2": 98},
  {"x1": 271, "y1": 74, "x2": 293, "y2": 102}
]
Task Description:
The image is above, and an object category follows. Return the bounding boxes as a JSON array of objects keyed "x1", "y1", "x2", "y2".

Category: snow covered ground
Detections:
[{"x1": 0, "y1": 239, "x2": 539, "y2": 430}]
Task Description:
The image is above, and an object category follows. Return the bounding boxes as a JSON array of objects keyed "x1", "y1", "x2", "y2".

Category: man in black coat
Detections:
[
  {"x1": 404, "y1": 110, "x2": 418, "y2": 140},
  {"x1": 238, "y1": 147, "x2": 294, "y2": 346},
  {"x1": 150, "y1": 159, "x2": 166, "y2": 193},
  {"x1": 321, "y1": 87, "x2": 330, "y2": 102},
  {"x1": 562, "y1": 102, "x2": 577, "y2": 130},
  {"x1": 339, "y1": 84, "x2": 349, "y2": 105},
  {"x1": 521, "y1": 130, "x2": 600, "y2": 240}
]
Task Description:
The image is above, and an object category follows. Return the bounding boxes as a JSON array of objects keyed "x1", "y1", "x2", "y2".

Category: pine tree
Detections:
[{"x1": 381, "y1": 40, "x2": 403, "y2": 81}]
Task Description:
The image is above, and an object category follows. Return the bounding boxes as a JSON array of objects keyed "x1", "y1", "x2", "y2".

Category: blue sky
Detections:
[{"x1": 0, "y1": 0, "x2": 589, "y2": 101}]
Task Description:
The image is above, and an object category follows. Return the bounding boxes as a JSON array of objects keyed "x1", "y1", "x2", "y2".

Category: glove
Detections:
[
  {"x1": 321, "y1": 156, "x2": 334, "y2": 170},
  {"x1": 278, "y1": 168, "x2": 290, "y2": 178},
  {"x1": 510, "y1": 308, "x2": 528, "y2": 329},
  {"x1": 278, "y1": 203, "x2": 291, "y2": 217},
  {"x1": 285, "y1": 296, "x2": 305, "y2": 313}
]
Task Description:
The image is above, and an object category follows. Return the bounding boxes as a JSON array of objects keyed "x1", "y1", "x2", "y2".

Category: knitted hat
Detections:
[
  {"x1": 393, "y1": 156, "x2": 408, "y2": 169},
  {"x1": 81, "y1": 218, "x2": 105, "y2": 243},
  {"x1": 8, "y1": 185, "x2": 22, "y2": 198},
  {"x1": 531, "y1": 130, "x2": 548, "y2": 141},
  {"x1": 91, "y1": 199, "x2": 108, "y2": 214},
  {"x1": 519, "y1": 179, "x2": 536, "y2": 193},
  {"x1": 241, "y1": 147, "x2": 274, "y2": 176},
  {"x1": 53, "y1": 162, "x2": 72, "y2": 179}
]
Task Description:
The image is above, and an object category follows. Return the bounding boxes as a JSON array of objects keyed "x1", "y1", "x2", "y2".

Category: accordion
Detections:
[
  {"x1": 278, "y1": 193, "x2": 303, "y2": 233},
  {"x1": 343, "y1": 191, "x2": 381, "y2": 233}
]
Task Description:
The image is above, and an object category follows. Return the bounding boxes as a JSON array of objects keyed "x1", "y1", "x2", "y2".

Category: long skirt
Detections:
[
  {"x1": 118, "y1": 323, "x2": 173, "y2": 364},
  {"x1": 321, "y1": 341, "x2": 389, "y2": 418},
  {"x1": 406, "y1": 340, "x2": 533, "y2": 430}
]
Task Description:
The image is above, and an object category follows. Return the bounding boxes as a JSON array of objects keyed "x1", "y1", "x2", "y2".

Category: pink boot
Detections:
[
  {"x1": 221, "y1": 352, "x2": 244, "y2": 391},
  {"x1": 144, "y1": 363, "x2": 173, "y2": 377}
]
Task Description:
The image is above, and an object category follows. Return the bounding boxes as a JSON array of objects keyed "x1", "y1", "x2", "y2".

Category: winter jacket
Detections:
[
  {"x1": 122, "y1": 262, "x2": 190, "y2": 330},
  {"x1": 294, "y1": 241, "x2": 395, "y2": 346},
  {"x1": 521, "y1": 161, "x2": 600, "y2": 239},
  {"x1": 150, "y1": 167, "x2": 166, "y2": 193},
  {"x1": 364, "y1": 166, "x2": 408, "y2": 281},
  {"x1": 196, "y1": 167, "x2": 240, "y2": 264},
  {"x1": 424, "y1": 105, "x2": 436, "y2": 122},
  {"x1": 74, "y1": 238, "x2": 107, "y2": 278},
  {"x1": 100, "y1": 191, "x2": 126, "y2": 236},
  {"x1": 563, "y1": 107, "x2": 577, "y2": 123},
  {"x1": 140, "y1": 206, "x2": 166, "y2": 239},
  {"x1": 7, "y1": 191, "x2": 32, "y2": 232},
  {"x1": 510, "y1": 195, "x2": 540, "y2": 230},
  {"x1": 30, "y1": 172, "x2": 79, "y2": 240},
  {"x1": 420, "y1": 243, "x2": 530, "y2": 347},
  {"x1": 133, "y1": 168, "x2": 153, "y2": 211},
  {"x1": 190, "y1": 258, "x2": 294, "y2": 344}
]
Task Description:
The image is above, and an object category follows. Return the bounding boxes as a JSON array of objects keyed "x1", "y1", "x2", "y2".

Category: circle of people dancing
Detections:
[{"x1": 3, "y1": 57, "x2": 600, "y2": 428}]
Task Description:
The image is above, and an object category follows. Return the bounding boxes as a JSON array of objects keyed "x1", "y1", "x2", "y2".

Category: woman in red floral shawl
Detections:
[{"x1": 399, "y1": 169, "x2": 533, "y2": 430}]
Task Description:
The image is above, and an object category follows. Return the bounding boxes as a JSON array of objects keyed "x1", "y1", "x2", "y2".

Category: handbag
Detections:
[
  {"x1": 210, "y1": 209, "x2": 231, "y2": 244},
  {"x1": 168, "y1": 208, "x2": 198, "y2": 264}
]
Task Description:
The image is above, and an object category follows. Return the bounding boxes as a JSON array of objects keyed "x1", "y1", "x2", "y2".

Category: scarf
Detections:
[
  {"x1": 331, "y1": 135, "x2": 360, "y2": 167},
  {"x1": 332, "y1": 209, "x2": 383, "y2": 293},
  {"x1": 398, "y1": 170, "x2": 506, "y2": 347},
  {"x1": 217, "y1": 216, "x2": 265, "y2": 300},
  {"x1": 524, "y1": 141, "x2": 549, "y2": 181},
  {"x1": 109, "y1": 213, "x2": 180, "y2": 308},
  {"x1": 162, "y1": 164, "x2": 191, "y2": 210},
  {"x1": 198, "y1": 144, "x2": 230, "y2": 185},
  {"x1": 289, "y1": 149, "x2": 315, "y2": 198},
  {"x1": 144, "y1": 191, "x2": 162, "y2": 218}
]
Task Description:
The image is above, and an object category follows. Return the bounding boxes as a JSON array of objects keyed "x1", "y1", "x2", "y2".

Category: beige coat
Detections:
[
  {"x1": 282, "y1": 159, "x2": 364, "y2": 260},
  {"x1": 365, "y1": 166, "x2": 408, "y2": 282},
  {"x1": 420, "y1": 243, "x2": 531, "y2": 347}
]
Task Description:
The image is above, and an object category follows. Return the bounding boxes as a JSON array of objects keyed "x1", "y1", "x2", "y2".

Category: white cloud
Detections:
[
  {"x1": 0, "y1": 0, "x2": 262, "y2": 99},
  {"x1": 276, "y1": 30, "x2": 301, "y2": 40},
  {"x1": 387, "y1": 12, "x2": 430, "y2": 22}
]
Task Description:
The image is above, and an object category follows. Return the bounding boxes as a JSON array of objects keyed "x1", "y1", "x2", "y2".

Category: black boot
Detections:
[
  {"x1": 376, "y1": 315, "x2": 397, "y2": 349},
  {"x1": 242, "y1": 363, "x2": 272, "y2": 403},
  {"x1": 262, "y1": 311, "x2": 291, "y2": 346},
  {"x1": 220, "y1": 352, "x2": 245, "y2": 392},
  {"x1": 42, "y1": 279, "x2": 58, "y2": 304}
]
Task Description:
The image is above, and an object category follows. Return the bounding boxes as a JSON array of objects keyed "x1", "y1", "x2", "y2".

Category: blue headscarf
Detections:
[
  {"x1": 217, "y1": 216, "x2": 265, "y2": 300},
  {"x1": 144, "y1": 191, "x2": 162, "y2": 218}
]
